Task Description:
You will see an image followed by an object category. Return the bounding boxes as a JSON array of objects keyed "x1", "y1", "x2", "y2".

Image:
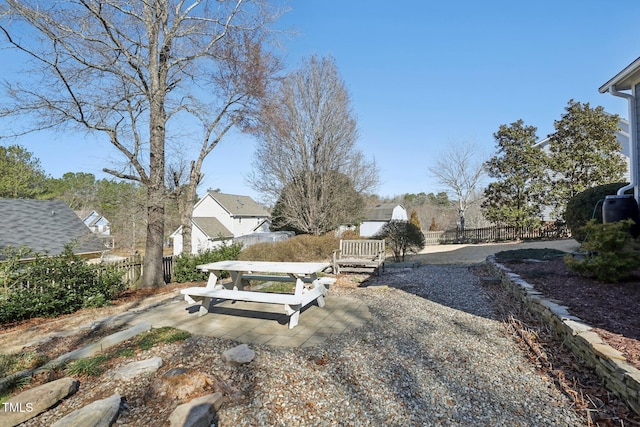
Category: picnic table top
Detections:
[{"x1": 196, "y1": 260, "x2": 331, "y2": 275}]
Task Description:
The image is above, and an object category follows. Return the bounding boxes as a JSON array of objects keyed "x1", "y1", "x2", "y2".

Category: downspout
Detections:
[{"x1": 607, "y1": 84, "x2": 636, "y2": 196}]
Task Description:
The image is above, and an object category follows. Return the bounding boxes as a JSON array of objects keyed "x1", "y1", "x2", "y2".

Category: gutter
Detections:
[{"x1": 606, "y1": 84, "x2": 636, "y2": 196}]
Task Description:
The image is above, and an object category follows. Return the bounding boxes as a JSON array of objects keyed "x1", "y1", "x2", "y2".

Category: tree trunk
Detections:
[
  {"x1": 179, "y1": 180, "x2": 199, "y2": 255},
  {"x1": 140, "y1": 127, "x2": 166, "y2": 287},
  {"x1": 142, "y1": 187, "x2": 166, "y2": 288},
  {"x1": 177, "y1": 160, "x2": 203, "y2": 255}
]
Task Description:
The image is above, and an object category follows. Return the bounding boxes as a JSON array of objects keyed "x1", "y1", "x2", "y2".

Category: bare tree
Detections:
[
  {"x1": 0, "y1": 1, "x2": 283, "y2": 287},
  {"x1": 248, "y1": 55, "x2": 379, "y2": 235},
  {"x1": 429, "y1": 141, "x2": 486, "y2": 231}
]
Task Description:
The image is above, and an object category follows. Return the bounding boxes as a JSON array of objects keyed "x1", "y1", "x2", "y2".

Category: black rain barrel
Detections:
[{"x1": 602, "y1": 194, "x2": 640, "y2": 237}]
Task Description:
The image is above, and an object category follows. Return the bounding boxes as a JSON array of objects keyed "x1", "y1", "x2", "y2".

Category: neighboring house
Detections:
[
  {"x1": 80, "y1": 210, "x2": 111, "y2": 236},
  {"x1": 535, "y1": 117, "x2": 631, "y2": 221},
  {"x1": 0, "y1": 199, "x2": 106, "y2": 260},
  {"x1": 170, "y1": 191, "x2": 271, "y2": 255},
  {"x1": 359, "y1": 203, "x2": 408, "y2": 237},
  {"x1": 77, "y1": 209, "x2": 114, "y2": 249}
]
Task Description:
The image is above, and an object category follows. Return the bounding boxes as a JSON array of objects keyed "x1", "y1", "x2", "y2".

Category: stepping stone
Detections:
[
  {"x1": 110, "y1": 356, "x2": 163, "y2": 381},
  {"x1": 51, "y1": 393, "x2": 121, "y2": 427},
  {"x1": 1, "y1": 377, "x2": 79, "y2": 427}
]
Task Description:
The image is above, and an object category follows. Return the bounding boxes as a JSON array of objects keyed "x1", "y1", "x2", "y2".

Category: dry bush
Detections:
[{"x1": 239, "y1": 232, "x2": 353, "y2": 262}]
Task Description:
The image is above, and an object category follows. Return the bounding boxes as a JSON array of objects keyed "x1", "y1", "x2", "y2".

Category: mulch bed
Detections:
[{"x1": 498, "y1": 258, "x2": 640, "y2": 370}]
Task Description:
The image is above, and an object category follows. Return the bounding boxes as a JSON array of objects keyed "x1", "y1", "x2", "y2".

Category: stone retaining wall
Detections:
[{"x1": 487, "y1": 256, "x2": 640, "y2": 416}]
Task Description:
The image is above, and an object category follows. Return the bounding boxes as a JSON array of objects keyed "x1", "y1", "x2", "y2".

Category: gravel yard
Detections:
[
  {"x1": 213, "y1": 266, "x2": 583, "y2": 426},
  {"x1": 15, "y1": 263, "x2": 588, "y2": 426}
]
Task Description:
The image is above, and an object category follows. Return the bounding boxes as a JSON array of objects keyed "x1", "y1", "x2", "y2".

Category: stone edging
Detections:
[{"x1": 486, "y1": 255, "x2": 640, "y2": 416}]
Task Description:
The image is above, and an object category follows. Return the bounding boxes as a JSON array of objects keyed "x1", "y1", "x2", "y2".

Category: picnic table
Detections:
[{"x1": 180, "y1": 260, "x2": 334, "y2": 329}]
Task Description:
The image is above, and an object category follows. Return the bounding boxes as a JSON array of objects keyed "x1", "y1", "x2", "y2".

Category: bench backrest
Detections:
[{"x1": 339, "y1": 239, "x2": 385, "y2": 258}]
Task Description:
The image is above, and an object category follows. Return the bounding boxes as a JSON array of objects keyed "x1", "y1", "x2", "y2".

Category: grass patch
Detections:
[
  {"x1": 0, "y1": 352, "x2": 49, "y2": 378},
  {"x1": 115, "y1": 348, "x2": 136, "y2": 358},
  {"x1": 133, "y1": 327, "x2": 191, "y2": 351},
  {"x1": 255, "y1": 281, "x2": 296, "y2": 293},
  {"x1": 495, "y1": 248, "x2": 567, "y2": 263},
  {"x1": 56, "y1": 327, "x2": 191, "y2": 378},
  {"x1": 65, "y1": 354, "x2": 110, "y2": 377},
  {"x1": 0, "y1": 375, "x2": 32, "y2": 402}
]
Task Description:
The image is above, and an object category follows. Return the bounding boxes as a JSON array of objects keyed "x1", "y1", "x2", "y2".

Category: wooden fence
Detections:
[
  {"x1": 436, "y1": 224, "x2": 569, "y2": 244},
  {"x1": 423, "y1": 231, "x2": 445, "y2": 245},
  {"x1": 95, "y1": 255, "x2": 174, "y2": 288},
  {"x1": 1, "y1": 255, "x2": 174, "y2": 297}
]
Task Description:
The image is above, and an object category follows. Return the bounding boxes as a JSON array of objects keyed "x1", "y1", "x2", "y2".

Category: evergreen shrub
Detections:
[
  {"x1": 172, "y1": 242, "x2": 243, "y2": 283},
  {"x1": 0, "y1": 246, "x2": 125, "y2": 324},
  {"x1": 375, "y1": 220, "x2": 425, "y2": 262},
  {"x1": 564, "y1": 219, "x2": 640, "y2": 282},
  {"x1": 565, "y1": 182, "x2": 629, "y2": 242}
]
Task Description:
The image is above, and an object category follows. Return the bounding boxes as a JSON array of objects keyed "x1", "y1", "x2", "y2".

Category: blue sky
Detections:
[{"x1": 3, "y1": 0, "x2": 640, "y2": 202}]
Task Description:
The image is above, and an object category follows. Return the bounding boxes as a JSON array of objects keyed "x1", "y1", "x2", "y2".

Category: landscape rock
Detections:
[
  {"x1": 164, "y1": 367, "x2": 189, "y2": 377},
  {"x1": 221, "y1": 344, "x2": 255, "y2": 365},
  {"x1": 168, "y1": 392, "x2": 224, "y2": 427},
  {"x1": 151, "y1": 370, "x2": 212, "y2": 400},
  {"x1": 51, "y1": 393, "x2": 121, "y2": 427},
  {"x1": 1, "y1": 377, "x2": 79, "y2": 427},
  {"x1": 110, "y1": 356, "x2": 163, "y2": 381}
]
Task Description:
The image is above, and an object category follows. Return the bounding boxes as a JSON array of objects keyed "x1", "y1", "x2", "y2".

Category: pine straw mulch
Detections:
[{"x1": 473, "y1": 263, "x2": 640, "y2": 427}]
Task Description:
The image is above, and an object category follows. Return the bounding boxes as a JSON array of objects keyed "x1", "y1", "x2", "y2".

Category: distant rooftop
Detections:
[
  {"x1": 208, "y1": 191, "x2": 270, "y2": 217},
  {"x1": 0, "y1": 199, "x2": 105, "y2": 259}
]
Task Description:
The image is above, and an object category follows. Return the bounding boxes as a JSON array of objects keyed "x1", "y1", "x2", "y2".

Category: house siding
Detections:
[
  {"x1": 359, "y1": 204, "x2": 408, "y2": 237},
  {"x1": 635, "y1": 82, "x2": 640, "y2": 202},
  {"x1": 233, "y1": 216, "x2": 268, "y2": 236},
  {"x1": 194, "y1": 197, "x2": 233, "y2": 232},
  {"x1": 391, "y1": 206, "x2": 408, "y2": 221},
  {"x1": 172, "y1": 230, "x2": 183, "y2": 255},
  {"x1": 193, "y1": 225, "x2": 215, "y2": 253},
  {"x1": 171, "y1": 192, "x2": 271, "y2": 255}
]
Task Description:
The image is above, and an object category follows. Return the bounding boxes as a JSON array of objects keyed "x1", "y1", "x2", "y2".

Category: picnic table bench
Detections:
[
  {"x1": 180, "y1": 261, "x2": 334, "y2": 329},
  {"x1": 332, "y1": 239, "x2": 386, "y2": 275}
]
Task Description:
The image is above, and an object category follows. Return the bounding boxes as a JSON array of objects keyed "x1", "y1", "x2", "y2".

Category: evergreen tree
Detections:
[
  {"x1": 482, "y1": 120, "x2": 546, "y2": 227},
  {"x1": 546, "y1": 100, "x2": 626, "y2": 219},
  {"x1": 409, "y1": 210, "x2": 422, "y2": 229},
  {"x1": 0, "y1": 144, "x2": 49, "y2": 199},
  {"x1": 46, "y1": 172, "x2": 98, "y2": 211}
]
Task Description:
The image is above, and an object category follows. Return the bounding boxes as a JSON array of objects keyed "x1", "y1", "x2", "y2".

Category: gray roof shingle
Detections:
[
  {"x1": 364, "y1": 203, "x2": 402, "y2": 221},
  {"x1": 208, "y1": 192, "x2": 270, "y2": 217},
  {"x1": 192, "y1": 217, "x2": 234, "y2": 239},
  {"x1": 0, "y1": 199, "x2": 105, "y2": 258}
]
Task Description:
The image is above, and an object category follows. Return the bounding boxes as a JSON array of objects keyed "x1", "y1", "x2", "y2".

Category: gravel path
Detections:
[
  {"x1": 213, "y1": 265, "x2": 583, "y2": 426},
  {"x1": 407, "y1": 239, "x2": 580, "y2": 265}
]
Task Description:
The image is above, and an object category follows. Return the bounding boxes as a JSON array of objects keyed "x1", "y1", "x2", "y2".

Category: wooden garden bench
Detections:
[{"x1": 332, "y1": 239, "x2": 386, "y2": 275}]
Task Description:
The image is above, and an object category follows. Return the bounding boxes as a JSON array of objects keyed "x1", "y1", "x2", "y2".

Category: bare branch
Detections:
[
  {"x1": 429, "y1": 140, "x2": 487, "y2": 228},
  {"x1": 0, "y1": 0, "x2": 286, "y2": 281},
  {"x1": 249, "y1": 55, "x2": 378, "y2": 234}
]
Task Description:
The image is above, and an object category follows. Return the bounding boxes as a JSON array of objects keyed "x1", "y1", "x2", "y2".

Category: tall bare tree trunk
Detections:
[
  {"x1": 141, "y1": 12, "x2": 167, "y2": 288},
  {"x1": 177, "y1": 163, "x2": 202, "y2": 255}
]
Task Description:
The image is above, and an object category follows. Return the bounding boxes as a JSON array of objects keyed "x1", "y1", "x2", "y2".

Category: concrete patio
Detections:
[{"x1": 119, "y1": 293, "x2": 371, "y2": 348}]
